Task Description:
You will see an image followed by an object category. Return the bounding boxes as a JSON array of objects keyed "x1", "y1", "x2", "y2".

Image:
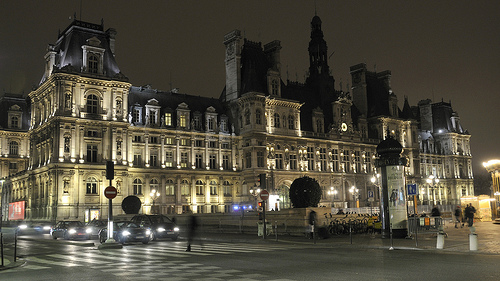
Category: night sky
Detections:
[{"x1": 1, "y1": 1, "x2": 499, "y2": 176}]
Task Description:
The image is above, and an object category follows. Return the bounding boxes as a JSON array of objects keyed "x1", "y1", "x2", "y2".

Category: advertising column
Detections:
[{"x1": 375, "y1": 137, "x2": 408, "y2": 238}]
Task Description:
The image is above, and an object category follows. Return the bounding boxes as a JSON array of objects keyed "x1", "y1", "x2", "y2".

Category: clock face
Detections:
[{"x1": 341, "y1": 123, "x2": 348, "y2": 132}]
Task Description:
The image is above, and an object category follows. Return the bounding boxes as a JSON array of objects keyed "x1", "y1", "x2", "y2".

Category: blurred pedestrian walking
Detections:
[
  {"x1": 454, "y1": 205, "x2": 463, "y2": 228},
  {"x1": 186, "y1": 215, "x2": 198, "y2": 251}
]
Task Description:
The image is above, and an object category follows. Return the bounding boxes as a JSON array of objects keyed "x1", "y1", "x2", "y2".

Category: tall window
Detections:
[
  {"x1": 133, "y1": 108, "x2": 141, "y2": 123},
  {"x1": 255, "y1": 109, "x2": 262, "y2": 125},
  {"x1": 133, "y1": 154, "x2": 142, "y2": 166},
  {"x1": 181, "y1": 180, "x2": 190, "y2": 195},
  {"x1": 86, "y1": 177, "x2": 98, "y2": 194},
  {"x1": 86, "y1": 94, "x2": 99, "y2": 114},
  {"x1": 307, "y1": 147, "x2": 314, "y2": 171},
  {"x1": 87, "y1": 144, "x2": 98, "y2": 162},
  {"x1": 354, "y1": 150, "x2": 361, "y2": 173},
  {"x1": 275, "y1": 153, "x2": 283, "y2": 169},
  {"x1": 181, "y1": 152, "x2": 188, "y2": 168},
  {"x1": 223, "y1": 181, "x2": 231, "y2": 196},
  {"x1": 271, "y1": 80, "x2": 279, "y2": 95},
  {"x1": 165, "y1": 151, "x2": 173, "y2": 167},
  {"x1": 245, "y1": 110, "x2": 250, "y2": 125},
  {"x1": 245, "y1": 152, "x2": 252, "y2": 168},
  {"x1": 319, "y1": 148, "x2": 327, "y2": 171},
  {"x1": 288, "y1": 115, "x2": 294, "y2": 129},
  {"x1": 196, "y1": 180, "x2": 204, "y2": 195},
  {"x1": 209, "y1": 155, "x2": 217, "y2": 169},
  {"x1": 9, "y1": 141, "x2": 19, "y2": 155},
  {"x1": 274, "y1": 113, "x2": 280, "y2": 128},
  {"x1": 148, "y1": 110, "x2": 157, "y2": 125},
  {"x1": 210, "y1": 181, "x2": 217, "y2": 195},
  {"x1": 342, "y1": 149, "x2": 350, "y2": 172},
  {"x1": 257, "y1": 151, "x2": 265, "y2": 168},
  {"x1": 179, "y1": 114, "x2": 187, "y2": 128},
  {"x1": 88, "y1": 54, "x2": 99, "y2": 73},
  {"x1": 165, "y1": 179, "x2": 175, "y2": 195},
  {"x1": 11, "y1": 116, "x2": 19, "y2": 128},
  {"x1": 133, "y1": 179, "x2": 143, "y2": 195},
  {"x1": 164, "y1": 112, "x2": 172, "y2": 126},
  {"x1": 222, "y1": 155, "x2": 230, "y2": 170},
  {"x1": 332, "y1": 149, "x2": 339, "y2": 172},
  {"x1": 195, "y1": 154, "x2": 203, "y2": 169},
  {"x1": 290, "y1": 154, "x2": 297, "y2": 170},
  {"x1": 365, "y1": 152, "x2": 372, "y2": 173},
  {"x1": 150, "y1": 154, "x2": 158, "y2": 167}
]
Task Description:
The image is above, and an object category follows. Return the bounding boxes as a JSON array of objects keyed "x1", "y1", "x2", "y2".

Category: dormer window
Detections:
[
  {"x1": 11, "y1": 116, "x2": 19, "y2": 128},
  {"x1": 9, "y1": 141, "x2": 19, "y2": 155},
  {"x1": 8, "y1": 104, "x2": 22, "y2": 129},
  {"x1": 271, "y1": 79, "x2": 279, "y2": 96},
  {"x1": 179, "y1": 114, "x2": 187, "y2": 128},
  {"x1": 164, "y1": 112, "x2": 172, "y2": 126},
  {"x1": 133, "y1": 107, "x2": 141, "y2": 123},
  {"x1": 274, "y1": 113, "x2": 280, "y2": 128},
  {"x1": 256, "y1": 109, "x2": 262, "y2": 125},
  {"x1": 88, "y1": 53, "x2": 99, "y2": 73}
]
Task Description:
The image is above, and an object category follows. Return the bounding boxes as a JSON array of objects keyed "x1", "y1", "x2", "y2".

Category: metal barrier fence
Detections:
[{"x1": 407, "y1": 216, "x2": 444, "y2": 235}]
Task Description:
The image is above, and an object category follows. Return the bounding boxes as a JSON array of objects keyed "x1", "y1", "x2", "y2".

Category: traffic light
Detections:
[
  {"x1": 258, "y1": 202, "x2": 263, "y2": 207},
  {"x1": 258, "y1": 174, "x2": 266, "y2": 189},
  {"x1": 106, "y1": 161, "x2": 114, "y2": 180}
]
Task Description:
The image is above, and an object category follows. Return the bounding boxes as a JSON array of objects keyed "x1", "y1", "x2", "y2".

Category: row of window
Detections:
[{"x1": 243, "y1": 109, "x2": 296, "y2": 129}]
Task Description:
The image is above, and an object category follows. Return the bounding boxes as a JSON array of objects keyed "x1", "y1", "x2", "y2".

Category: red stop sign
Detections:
[
  {"x1": 104, "y1": 186, "x2": 117, "y2": 199},
  {"x1": 260, "y1": 190, "x2": 269, "y2": 200}
]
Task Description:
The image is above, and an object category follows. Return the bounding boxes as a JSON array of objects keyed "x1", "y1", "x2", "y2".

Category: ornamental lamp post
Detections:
[
  {"x1": 426, "y1": 175, "x2": 439, "y2": 205},
  {"x1": 349, "y1": 186, "x2": 359, "y2": 208},
  {"x1": 327, "y1": 187, "x2": 337, "y2": 208},
  {"x1": 150, "y1": 189, "x2": 160, "y2": 214}
]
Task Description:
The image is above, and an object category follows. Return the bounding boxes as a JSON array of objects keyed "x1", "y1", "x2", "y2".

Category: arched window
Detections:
[
  {"x1": 86, "y1": 177, "x2": 98, "y2": 194},
  {"x1": 196, "y1": 180, "x2": 204, "y2": 195},
  {"x1": 9, "y1": 141, "x2": 19, "y2": 155},
  {"x1": 288, "y1": 115, "x2": 294, "y2": 129},
  {"x1": 165, "y1": 179, "x2": 175, "y2": 195},
  {"x1": 181, "y1": 180, "x2": 190, "y2": 195},
  {"x1": 210, "y1": 180, "x2": 218, "y2": 195},
  {"x1": 86, "y1": 94, "x2": 99, "y2": 114},
  {"x1": 223, "y1": 180, "x2": 231, "y2": 196},
  {"x1": 274, "y1": 113, "x2": 280, "y2": 128},
  {"x1": 133, "y1": 179, "x2": 143, "y2": 195},
  {"x1": 150, "y1": 178, "x2": 159, "y2": 193}
]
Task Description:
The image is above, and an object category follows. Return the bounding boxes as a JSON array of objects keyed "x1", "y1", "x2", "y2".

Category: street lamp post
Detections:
[
  {"x1": 349, "y1": 186, "x2": 359, "y2": 209},
  {"x1": 249, "y1": 185, "x2": 261, "y2": 209},
  {"x1": 426, "y1": 175, "x2": 439, "y2": 205},
  {"x1": 150, "y1": 189, "x2": 160, "y2": 214},
  {"x1": 327, "y1": 187, "x2": 337, "y2": 208}
]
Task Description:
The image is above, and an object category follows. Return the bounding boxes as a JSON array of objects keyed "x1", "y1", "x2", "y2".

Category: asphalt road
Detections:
[{"x1": 1, "y1": 231, "x2": 499, "y2": 280}]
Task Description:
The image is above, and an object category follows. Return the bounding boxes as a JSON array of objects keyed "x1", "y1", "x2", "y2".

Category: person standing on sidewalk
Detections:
[
  {"x1": 454, "y1": 206, "x2": 463, "y2": 228},
  {"x1": 464, "y1": 204, "x2": 476, "y2": 227},
  {"x1": 186, "y1": 214, "x2": 198, "y2": 252}
]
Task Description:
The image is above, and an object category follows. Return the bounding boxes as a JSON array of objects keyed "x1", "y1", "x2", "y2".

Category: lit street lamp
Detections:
[
  {"x1": 349, "y1": 186, "x2": 359, "y2": 208},
  {"x1": 150, "y1": 189, "x2": 160, "y2": 214},
  {"x1": 426, "y1": 175, "x2": 439, "y2": 205},
  {"x1": 327, "y1": 187, "x2": 337, "y2": 207}
]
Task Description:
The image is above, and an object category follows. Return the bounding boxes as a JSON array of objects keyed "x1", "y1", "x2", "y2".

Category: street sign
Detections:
[
  {"x1": 407, "y1": 183, "x2": 418, "y2": 196},
  {"x1": 104, "y1": 186, "x2": 117, "y2": 199},
  {"x1": 367, "y1": 190, "x2": 374, "y2": 202},
  {"x1": 260, "y1": 190, "x2": 269, "y2": 200}
]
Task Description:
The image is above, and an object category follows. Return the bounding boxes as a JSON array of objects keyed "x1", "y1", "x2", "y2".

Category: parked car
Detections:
[
  {"x1": 130, "y1": 214, "x2": 179, "y2": 240},
  {"x1": 98, "y1": 221, "x2": 152, "y2": 244},
  {"x1": 86, "y1": 219, "x2": 108, "y2": 238},
  {"x1": 50, "y1": 221, "x2": 89, "y2": 240}
]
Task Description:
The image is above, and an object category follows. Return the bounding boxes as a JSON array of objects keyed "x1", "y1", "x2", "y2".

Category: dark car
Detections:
[
  {"x1": 130, "y1": 214, "x2": 179, "y2": 240},
  {"x1": 98, "y1": 221, "x2": 152, "y2": 244},
  {"x1": 50, "y1": 221, "x2": 89, "y2": 240},
  {"x1": 85, "y1": 219, "x2": 108, "y2": 238}
]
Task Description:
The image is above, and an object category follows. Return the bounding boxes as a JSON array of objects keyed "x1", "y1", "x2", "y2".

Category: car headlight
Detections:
[
  {"x1": 122, "y1": 230, "x2": 131, "y2": 236},
  {"x1": 174, "y1": 227, "x2": 180, "y2": 232},
  {"x1": 86, "y1": 228, "x2": 92, "y2": 234},
  {"x1": 43, "y1": 226, "x2": 51, "y2": 230},
  {"x1": 145, "y1": 230, "x2": 151, "y2": 235},
  {"x1": 19, "y1": 224, "x2": 28, "y2": 230},
  {"x1": 68, "y1": 229, "x2": 77, "y2": 234}
]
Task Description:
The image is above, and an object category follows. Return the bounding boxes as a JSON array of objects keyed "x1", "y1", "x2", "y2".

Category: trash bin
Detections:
[{"x1": 436, "y1": 232, "x2": 445, "y2": 249}]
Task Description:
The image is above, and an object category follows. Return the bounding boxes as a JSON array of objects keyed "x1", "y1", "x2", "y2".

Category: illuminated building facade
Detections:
[{"x1": 1, "y1": 15, "x2": 473, "y2": 222}]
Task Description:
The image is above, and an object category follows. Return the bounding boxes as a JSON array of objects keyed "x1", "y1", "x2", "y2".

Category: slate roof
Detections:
[{"x1": 0, "y1": 93, "x2": 30, "y2": 131}]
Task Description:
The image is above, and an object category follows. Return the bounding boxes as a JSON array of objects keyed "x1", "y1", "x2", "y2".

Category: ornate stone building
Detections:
[{"x1": 0, "y1": 15, "x2": 474, "y2": 223}]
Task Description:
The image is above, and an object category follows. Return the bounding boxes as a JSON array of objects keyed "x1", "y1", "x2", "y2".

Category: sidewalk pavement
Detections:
[{"x1": 193, "y1": 221, "x2": 500, "y2": 254}]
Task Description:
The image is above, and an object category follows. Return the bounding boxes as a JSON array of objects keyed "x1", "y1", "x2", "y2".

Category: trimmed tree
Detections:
[{"x1": 289, "y1": 176, "x2": 322, "y2": 208}]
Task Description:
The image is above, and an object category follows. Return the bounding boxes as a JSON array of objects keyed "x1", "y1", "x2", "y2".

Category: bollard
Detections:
[
  {"x1": 436, "y1": 232, "x2": 445, "y2": 249},
  {"x1": 469, "y1": 233, "x2": 478, "y2": 251}
]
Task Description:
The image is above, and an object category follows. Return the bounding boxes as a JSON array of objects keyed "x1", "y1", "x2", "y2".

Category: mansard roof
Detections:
[
  {"x1": 129, "y1": 85, "x2": 228, "y2": 119},
  {"x1": 40, "y1": 19, "x2": 126, "y2": 84}
]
